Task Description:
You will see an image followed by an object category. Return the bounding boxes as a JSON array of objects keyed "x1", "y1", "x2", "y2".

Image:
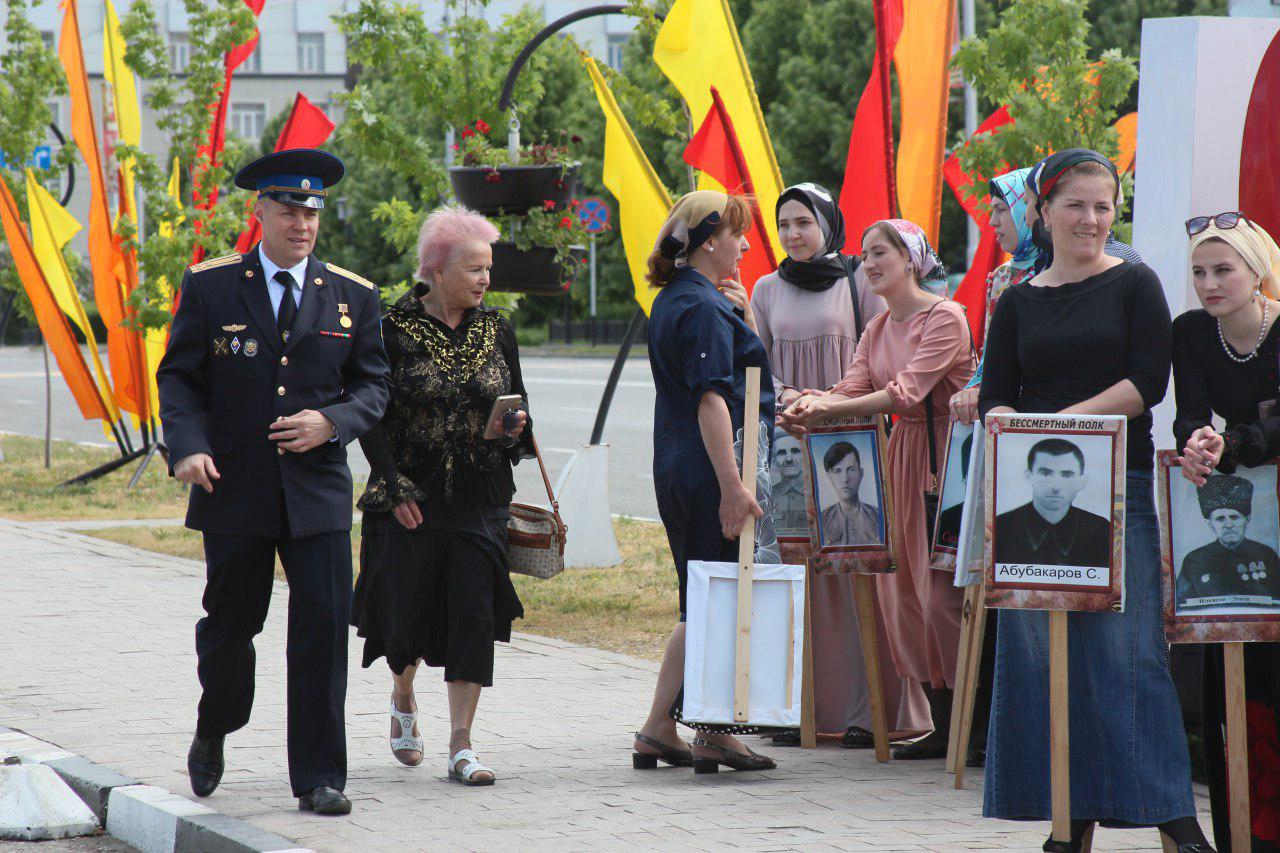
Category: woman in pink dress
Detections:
[
  {"x1": 751, "y1": 184, "x2": 928, "y2": 748},
  {"x1": 779, "y1": 218, "x2": 974, "y2": 760}
]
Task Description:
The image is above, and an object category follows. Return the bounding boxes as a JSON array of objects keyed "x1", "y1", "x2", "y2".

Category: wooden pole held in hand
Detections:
[
  {"x1": 1224, "y1": 641, "x2": 1250, "y2": 853},
  {"x1": 733, "y1": 366, "x2": 761, "y2": 723},
  {"x1": 1050, "y1": 610, "x2": 1070, "y2": 843},
  {"x1": 853, "y1": 573, "x2": 891, "y2": 762}
]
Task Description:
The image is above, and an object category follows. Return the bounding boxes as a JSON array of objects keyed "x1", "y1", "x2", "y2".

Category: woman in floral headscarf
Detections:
[{"x1": 779, "y1": 218, "x2": 975, "y2": 761}]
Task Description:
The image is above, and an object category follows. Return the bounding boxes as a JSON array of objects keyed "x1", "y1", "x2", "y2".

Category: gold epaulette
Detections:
[
  {"x1": 325, "y1": 262, "x2": 376, "y2": 290},
  {"x1": 188, "y1": 253, "x2": 241, "y2": 274}
]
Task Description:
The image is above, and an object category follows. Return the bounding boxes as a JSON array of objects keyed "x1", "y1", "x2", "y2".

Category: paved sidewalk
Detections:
[{"x1": 0, "y1": 518, "x2": 1208, "y2": 852}]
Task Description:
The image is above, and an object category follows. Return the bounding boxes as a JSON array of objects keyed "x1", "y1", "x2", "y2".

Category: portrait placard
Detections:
[
  {"x1": 930, "y1": 422, "x2": 975, "y2": 571},
  {"x1": 984, "y1": 413, "x2": 1126, "y2": 612},
  {"x1": 1157, "y1": 451, "x2": 1280, "y2": 643},
  {"x1": 953, "y1": 430, "x2": 986, "y2": 587},
  {"x1": 803, "y1": 416, "x2": 894, "y2": 574},
  {"x1": 768, "y1": 425, "x2": 815, "y2": 567}
]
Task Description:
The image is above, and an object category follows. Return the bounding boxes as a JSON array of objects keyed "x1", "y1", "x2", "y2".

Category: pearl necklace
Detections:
[{"x1": 1217, "y1": 300, "x2": 1270, "y2": 364}]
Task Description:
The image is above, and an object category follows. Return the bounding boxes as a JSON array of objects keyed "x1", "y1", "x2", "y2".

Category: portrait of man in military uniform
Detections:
[
  {"x1": 1176, "y1": 474, "x2": 1280, "y2": 609},
  {"x1": 994, "y1": 437, "x2": 1112, "y2": 569},
  {"x1": 770, "y1": 427, "x2": 807, "y2": 537},
  {"x1": 935, "y1": 428, "x2": 973, "y2": 551},
  {"x1": 815, "y1": 438, "x2": 883, "y2": 546}
]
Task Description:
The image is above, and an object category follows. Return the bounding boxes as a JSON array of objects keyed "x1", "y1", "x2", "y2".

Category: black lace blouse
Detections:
[{"x1": 357, "y1": 285, "x2": 532, "y2": 512}]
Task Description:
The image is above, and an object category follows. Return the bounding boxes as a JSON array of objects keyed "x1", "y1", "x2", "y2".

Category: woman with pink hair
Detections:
[{"x1": 351, "y1": 204, "x2": 532, "y2": 786}]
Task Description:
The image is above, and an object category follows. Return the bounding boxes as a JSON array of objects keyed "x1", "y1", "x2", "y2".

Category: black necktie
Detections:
[{"x1": 274, "y1": 271, "x2": 298, "y2": 344}]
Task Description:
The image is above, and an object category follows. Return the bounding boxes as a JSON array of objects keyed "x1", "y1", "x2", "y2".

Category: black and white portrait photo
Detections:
[
  {"x1": 770, "y1": 427, "x2": 808, "y2": 538},
  {"x1": 1169, "y1": 470, "x2": 1280, "y2": 614},
  {"x1": 934, "y1": 424, "x2": 974, "y2": 553},
  {"x1": 807, "y1": 430, "x2": 885, "y2": 548},
  {"x1": 993, "y1": 434, "x2": 1114, "y2": 582}
]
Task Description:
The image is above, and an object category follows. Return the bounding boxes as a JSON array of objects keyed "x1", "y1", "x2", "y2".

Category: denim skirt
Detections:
[{"x1": 983, "y1": 472, "x2": 1197, "y2": 824}]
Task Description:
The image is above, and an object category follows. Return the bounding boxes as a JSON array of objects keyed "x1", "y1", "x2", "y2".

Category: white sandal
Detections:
[
  {"x1": 389, "y1": 700, "x2": 423, "y2": 766},
  {"x1": 447, "y1": 747, "x2": 495, "y2": 786}
]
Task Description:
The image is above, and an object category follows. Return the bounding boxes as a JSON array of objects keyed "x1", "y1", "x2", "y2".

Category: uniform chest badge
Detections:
[
  {"x1": 1201, "y1": 574, "x2": 1211, "y2": 584},
  {"x1": 221, "y1": 323, "x2": 247, "y2": 333},
  {"x1": 213, "y1": 337, "x2": 229, "y2": 356},
  {"x1": 243, "y1": 339, "x2": 259, "y2": 357},
  {"x1": 231, "y1": 336, "x2": 241, "y2": 355},
  {"x1": 338, "y1": 303, "x2": 352, "y2": 329}
]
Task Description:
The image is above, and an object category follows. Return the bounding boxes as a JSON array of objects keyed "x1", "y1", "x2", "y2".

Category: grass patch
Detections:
[
  {"x1": 0, "y1": 434, "x2": 189, "y2": 520},
  {"x1": 82, "y1": 516, "x2": 677, "y2": 660}
]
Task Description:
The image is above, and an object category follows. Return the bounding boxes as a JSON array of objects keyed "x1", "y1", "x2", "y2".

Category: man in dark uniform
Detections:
[
  {"x1": 994, "y1": 437, "x2": 1111, "y2": 568},
  {"x1": 936, "y1": 431, "x2": 973, "y2": 550},
  {"x1": 157, "y1": 149, "x2": 389, "y2": 816},
  {"x1": 1177, "y1": 474, "x2": 1280, "y2": 608},
  {"x1": 818, "y1": 441, "x2": 882, "y2": 545}
]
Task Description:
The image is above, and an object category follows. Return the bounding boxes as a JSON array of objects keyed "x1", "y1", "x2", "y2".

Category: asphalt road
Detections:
[{"x1": 0, "y1": 346, "x2": 660, "y2": 520}]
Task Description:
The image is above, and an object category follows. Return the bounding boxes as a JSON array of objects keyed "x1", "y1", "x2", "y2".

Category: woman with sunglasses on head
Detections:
[
  {"x1": 779, "y1": 218, "x2": 974, "y2": 762},
  {"x1": 751, "y1": 184, "x2": 929, "y2": 750},
  {"x1": 978, "y1": 149, "x2": 1211, "y2": 852},
  {"x1": 1173, "y1": 211, "x2": 1280, "y2": 852}
]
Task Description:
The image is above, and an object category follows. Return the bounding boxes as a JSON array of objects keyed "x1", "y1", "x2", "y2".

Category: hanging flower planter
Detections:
[
  {"x1": 488, "y1": 241, "x2": 586, "y2": 295},
  {"x1": 449, "y1": 164, "x2": 579, "y2": 215}
]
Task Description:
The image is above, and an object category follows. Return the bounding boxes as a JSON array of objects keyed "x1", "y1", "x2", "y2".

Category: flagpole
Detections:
[
  {"x1": 962, "y1": 0, "x2": 978, "y2": 267},
  {"x1": 43, "y1": 337, "x2": 52, "y2": 468}
]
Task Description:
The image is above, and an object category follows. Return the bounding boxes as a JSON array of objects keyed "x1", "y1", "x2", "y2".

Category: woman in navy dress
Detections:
[{"x1": 630, "y1": 190, "x2": 777, "y2": 773}]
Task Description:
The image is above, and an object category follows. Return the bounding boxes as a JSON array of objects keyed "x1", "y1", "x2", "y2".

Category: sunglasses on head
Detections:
[{"x1": 1186, "y1": 211, "x2": 1245, "y2": 236}]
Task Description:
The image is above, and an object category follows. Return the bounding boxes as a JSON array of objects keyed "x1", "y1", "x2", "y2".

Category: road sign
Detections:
[
  {"x1": 0, "y1": 145, "x2": 52, "y2": 170},
  {"x1": 578, "y1": 196, "x2": 610, "y2": 234}
]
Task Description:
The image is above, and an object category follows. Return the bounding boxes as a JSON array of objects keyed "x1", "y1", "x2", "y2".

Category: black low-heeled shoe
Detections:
[
  {"x1": 690, "y1": 737, "x2": 777, "y2": 774},
  {"x1": 840, "y1": 726, "x2": 874, "y2": 749},
  {"x1": 631, "y1": 732, "x2": 694, "y2": 768},
  {"x1": 1042, "y1": 821, "x2": 1094, "y2": 852},
  {"x1": 187, "y1": 735, "x2": 224, "y2": 798},
  {"x1": 771, "y1": 729, "x2": 800, "y2": 746}
]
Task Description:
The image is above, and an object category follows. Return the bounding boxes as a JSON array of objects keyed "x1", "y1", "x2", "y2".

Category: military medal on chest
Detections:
[{"x1": 338, "y1": 303, "x2": 352, "y2": 329}]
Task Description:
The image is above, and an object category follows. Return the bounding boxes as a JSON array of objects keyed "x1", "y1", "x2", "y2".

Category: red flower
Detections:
[
  {"x1": 484, "y1": 170, "x2": 502, "y2": 183},
  {"x1": 451, "y1": 143, "x2": 460, "y2": 151},
  {"x1": 461, "y1": 125, "x2": 475, "y2": 138},
  {"x1": 580, "y1": 257, "x2": 588, "y2": 265},
  {"x1": 569, "y1": 199, "x2": 580, "y2": 209},
  {"x1": 543, "y1": 199, "x2": 556, "y2": 211},
  {"x1": 570, "y1": 134, "x2": 582, "y2": 144},
  {"x1": 561, "y1": 282, "x2": 570, "y2": 291},
  {"x1": 554, "y1": 179, "x2": 565, "y2": 190},
  {"x1": 475, "y1": 118, "x2": 491, "y2": 134},
  {"x1": 559, "y1": 216, "x2": 572, "y2": 229}
]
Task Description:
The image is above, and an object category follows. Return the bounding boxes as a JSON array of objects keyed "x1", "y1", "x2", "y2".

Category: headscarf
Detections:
[
  {"x1": 868, "y1": 218, "x2": 947, "y2": 288},
  {"x1": 1188, "y1": 215, "x2": 1280, "y2": 300},
  {"x1": 653, "y1": 190, "x2": 730, "y2": 268},
  {"x1": 1028, "y1": 148, "x2": 1121, "y2": 256},
  {"x1": 775, "y1": 183, "x2": 849, "y2": 292},
  {"x1": 988, "y1": 167, "x2": 1039, "y2": 271}
]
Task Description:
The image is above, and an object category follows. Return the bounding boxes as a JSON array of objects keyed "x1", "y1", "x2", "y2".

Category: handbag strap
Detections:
[
  {"x1": 920, "y1": 302, "x2": 943, "y2": 489},
  {"x1": 844, "y1": 254, "x2": 865, "y2": 340},
  {"x1": 528, "y1": 435, "x2": 567, "y2": 542}
]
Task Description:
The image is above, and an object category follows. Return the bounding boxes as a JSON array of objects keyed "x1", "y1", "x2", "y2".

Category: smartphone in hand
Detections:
[{"x1": 483, "y1": 394, "x2": 524, "y2": 440}]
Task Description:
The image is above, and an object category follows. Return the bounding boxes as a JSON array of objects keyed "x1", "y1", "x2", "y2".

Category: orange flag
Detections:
[
  {"x1": 58, "y1": 0, "x2": 148, "y2": 422},
  {"x1": 892, "y1": 0, "x2": 955, "y2": 246},
  {"x1": 0, "y1": 176, "x2": 112, "y2": 423},
  {"x1": 682, "y1": 87, "x2": 778, "y2": 295}
]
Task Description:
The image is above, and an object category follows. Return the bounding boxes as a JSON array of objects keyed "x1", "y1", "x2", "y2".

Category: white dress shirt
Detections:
[{"x1": 258, "y1": 245, "x2": 306, "y2": 317}]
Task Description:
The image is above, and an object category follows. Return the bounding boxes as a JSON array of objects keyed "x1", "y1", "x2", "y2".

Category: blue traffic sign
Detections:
[
  {"x1": 578, "y1": 196, "x2": 610, "y2": 234},
  {"x1": 0, "y1": 145, "x2": 52, "y2": 170}
]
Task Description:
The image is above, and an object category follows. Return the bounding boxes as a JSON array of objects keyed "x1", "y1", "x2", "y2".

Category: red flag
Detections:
[
  {"x1": 838, "y1": 0, "x2": 904, "y2": 250},
  {"x1": 682, "y1": 87, "x2": 778, "y2": 295},
  {"x1": 191, "y1": 0, "x2": 266, "y2": 262},
  {"x1": 942, "y1": 106, "x2": 1015, "y2": 350},
  {"x1": 234, "y1": 93, "x2": 336, "y2": 253}
]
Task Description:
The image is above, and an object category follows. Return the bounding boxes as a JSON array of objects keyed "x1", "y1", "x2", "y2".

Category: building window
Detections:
[
  {"x1": 229, "y1": 103, "x2": 266, "y2": 140},
  {"x1": 298, "y1": 33, "x2": 325, "y2": 73},
  {"x1": 606, "y1": 34, "x2": 629, "y2": 70},
  {"x1": 169, "y1": 34, "x2": 190, "y2": 73},
  {"x1": 241, "y1": 44, "x2": 261, "y2": 73}
]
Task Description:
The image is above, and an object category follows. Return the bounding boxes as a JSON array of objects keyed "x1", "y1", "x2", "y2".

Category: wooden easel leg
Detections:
[
  {"x1": 954, "y1": 584, "x2": 989, "y2": 790},
  {"x1": 947, "y1": 582, "x2": 983, "y2": 774},
  {"x1": 853, "y1": 573, "x2": 891, "y2": 763},
  {"x1": 800, "y1": 561, "x2": 817, "y2": 749},
  {"x1": 1224, "y1": 641, "x2": 1250, "y2": 853},
  {"x1": 1050, "y1": 610, "x2": 1071, "y2": 844}
]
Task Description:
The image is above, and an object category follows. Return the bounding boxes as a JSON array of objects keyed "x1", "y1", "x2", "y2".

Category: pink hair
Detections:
[{"x1": 415, "y1": 204, "x2": 500, "y2": 281}]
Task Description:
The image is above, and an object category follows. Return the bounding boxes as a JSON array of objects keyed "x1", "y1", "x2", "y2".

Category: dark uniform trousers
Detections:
[{"x1": 158, "y1": 246, "x2": 389, "y2": 797}]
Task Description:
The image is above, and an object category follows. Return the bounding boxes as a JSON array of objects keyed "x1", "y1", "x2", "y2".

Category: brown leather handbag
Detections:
[{"x1": 507, "y1": 436, "x2": 567, "y2": 579}]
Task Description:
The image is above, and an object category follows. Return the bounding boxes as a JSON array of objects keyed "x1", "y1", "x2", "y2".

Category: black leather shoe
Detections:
[
  {"x1": 298, "y1": 786, "x2": 351, "y2": 816},
  {"x1": 187, "y1": 735, "x2": 224, "y2": 798},
  {"x1": 771, "y1": 729, "x2": 801, "y2": 746},
  {"x1": 965, "y1": 746, "x2": 986, "y2": 768},
  {"x1": 891, "y1": 738, "x2": 947, "y2": 760},
  {"x1": 840, "y1": 726, "x2": 874, "y2": 749}
]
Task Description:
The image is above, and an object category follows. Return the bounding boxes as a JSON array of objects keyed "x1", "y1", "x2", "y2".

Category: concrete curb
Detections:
[{"x1": 0, "y1": 726, "x2": 309, "y2": 853}]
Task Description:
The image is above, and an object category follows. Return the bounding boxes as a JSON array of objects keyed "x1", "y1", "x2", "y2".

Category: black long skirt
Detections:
[{"x1": 352, "y1": 504, "x2": 523, "y2": 686}]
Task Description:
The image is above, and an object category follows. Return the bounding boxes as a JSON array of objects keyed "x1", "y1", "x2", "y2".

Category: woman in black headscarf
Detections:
[{"x1": 749, "y1": 184, "x2": 930, "y2": 750}]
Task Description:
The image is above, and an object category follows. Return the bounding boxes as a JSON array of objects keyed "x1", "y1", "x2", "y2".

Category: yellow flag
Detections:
[
  {"x1": 143, "y1": 156, "x2": 182, "y2": 421},
  {"x1": 653, "y1": 0, "x2": 783, "y2": 257},
  {"x1": 25, "y1": 170, "x2": 121, "y2": 423},
  {"x1": 103, "y1": 0, "x2": 140, "y2": 205},
  {"x1": 582, "y1": 56, "x2": 672, "y2": 316}
]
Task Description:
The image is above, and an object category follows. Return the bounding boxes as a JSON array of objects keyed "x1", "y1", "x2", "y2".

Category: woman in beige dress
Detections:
[
  {"x1": 751, "y1": 184, "x2": 928, "y2": 747},
  {"x1": 780, "y1": 218, "x2": 973, "y2": 760}
]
